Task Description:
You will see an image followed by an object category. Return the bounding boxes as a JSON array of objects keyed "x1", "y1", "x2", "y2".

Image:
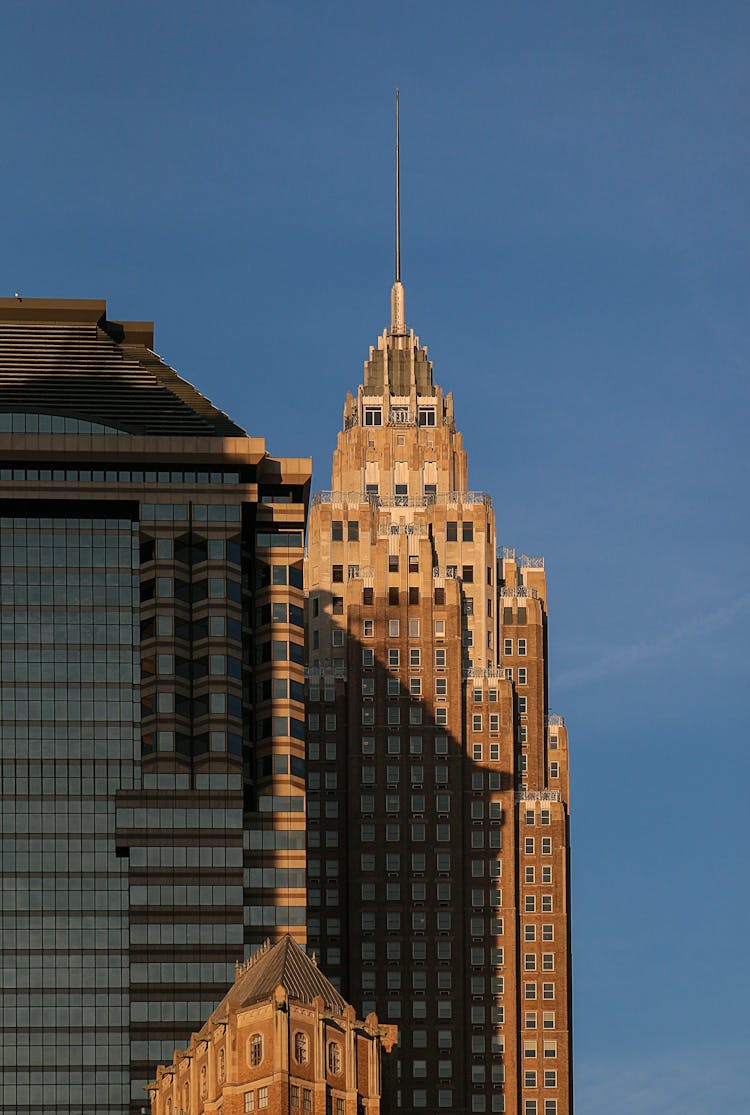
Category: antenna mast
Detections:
[
  {"x1": 390, "y1": 89, "x2": 406, "y2": 335},
  {"x1": 395, "y1": 88, "x2": 401, "y2": 283}
]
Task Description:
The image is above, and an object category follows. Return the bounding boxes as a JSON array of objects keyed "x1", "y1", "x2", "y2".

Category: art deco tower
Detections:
[{"x1": 304, "y1": 97, "x2": 572, "y2": 1115}]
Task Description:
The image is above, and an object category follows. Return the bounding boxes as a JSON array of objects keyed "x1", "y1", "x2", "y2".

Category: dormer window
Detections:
[
  {"x1": 364, "y1": 407, "x2": 382, "y2": 426},
  {"x1": 418, "y1": 407, "x2": 436, "y2": 427}
]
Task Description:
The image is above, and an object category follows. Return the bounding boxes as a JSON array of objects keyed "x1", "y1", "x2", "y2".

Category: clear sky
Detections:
[{"x1": 2, "y1": 2, "x2": 748, "y2": 1110}]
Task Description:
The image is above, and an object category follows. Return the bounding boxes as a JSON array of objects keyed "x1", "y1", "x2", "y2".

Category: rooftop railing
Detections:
[
  {"x1": 313, "y1": 490, "x2": 491, "y2": 508},
  {"x1": 499, "y1": 546, "x2": 545, "y2": 569}
]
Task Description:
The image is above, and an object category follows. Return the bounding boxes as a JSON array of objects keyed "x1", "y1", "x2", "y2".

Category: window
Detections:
[
  {"x1": 418, "y1": 406, "x2": 436, "y2": 426},
  {"x1": 389, "y1": 554, "x2": 399, "y2": 572},
  {"x1": 544, "y1": 1103, "x2": 557, "y2": 1115},
  {"x1": 542, "y1": 954, "x2": 554, "y2": 971},
  {"x1": 389, "y1": 619, "x2": 400, "y2": 637},
  {"x1": 472, "y1": 714, "x2": 482, "y2": 732},
  {"x1": 435, "y1": 619, "x2": 446, "y2": 636},
  {"x1": 446, "y1": 521, "x2": 458, "y2": 541},
  {"x1": 525, "y1": 896, "x2": 536, "y2": 912},
  {"x1": 489, "y1": 714, "x2": 499, "y2": 732},
  {"x1": 409, "y1": 618, "x2": 420, "y2": 635},
  {"x1": 543, "y1": 1041, "x2": 557, "y2": 1059},
  {"x1": 542, "y1": 837, "x2": 552, "y2": 855},
  {"x1": 525, "y1": 954, "x2": 537, "y2": 971},
  {"x1": 550, "y1": 762, "x2": 559, "y2": 778},
  {"x1": 328, "y1": 1042, "x2": 342, "y2": 1074},
  {"x1": 249, "y1": 1033, "x2": 263, "y2": 1066},
  {"x1": 348, "y1": 520, "x2": 359, "y2": 540},
  {"x1": 436, "y1": 678, "x2": 448, "y2": 696},
  {"x1": 363, "y1": 619, "x2": 374, "y2": 637},
  {"x1": 331, "y1": 520, "x2": 343, "y2": 540},
  {"x1": 409, "y1": 586, "x2": 420, "y2": 604},
  {"x1": 524, "y1": 925, "x2": 536, "y2": 941},
  {"x1": 435, "y1": 648, "x2": 446, "y2": 667},
  {"x1": 543, "y1": 983, "x2": 555, "y2": 1000},
  {"x1": 258, "y1": 1087, "x2": 268, "y2": 1109},
  {"x1": 365, "y1": 406, "x2": 382, "y2": 426},
  {"x1": 462, "y1": 521, "x2": 474, "y2": 541},
  {"x1": 518, "y1": 696, "x2": 527, "y2": 714},
  {"x1": 303, "y1": 1091, "x2": 312, "y2": 1111},
  {"x1": 410, "y1": 648, "x2": 421, "y2": 666},
  {"x1": 541, "y1": 809, "x2": 551, "y2": 826},
  {"x1": 518, "y1": 638, "x2": 527, "y2": 656},
  {"x1": 290, "y1": 1085, "x2": 300, "y2": 1108},
  {"x1": 462, "y1": 565, "x2": 474, "y2": 582},
  {"x1": 218, "y1": 1047, "x2": 225, "y2": 1083},
  {"x1": 543, "y1": 1012, "x2": 555, "y2": 1029},
  {"x1": 244, "y1": 1092, "x2": 255, "y2": 1112},
  {"x1": 410, "y1": 677, "x2": 422, "y2": 696},
  {"x1": 518, "y1": 667, "x2": 527, "y2": 684},
  {"x1": 542, "y1": 924, "x2": 554, "y2": 942},
  {"x1": 542, "y1": 895, "x2": 553, "y2": 912},
  {"x1": 525, "y1": 1071, "x2": 537, "y2": 1088},
  {"x1": 201, "y1": 1066, "x2": 208, "y2": 1098},
  {"x1": 525, "y1": 837, "x2": 535, "y2": 854},
  {"x1": 294, "y1": 1031, "x2": 308, "y2": 1063},
  {"x1": 389, "y1": 648, "x2": 400, "y2": 667},
  {"x1": 332, "y1": 564, "x2": 343, "y2": 582},
  {"x1": 389, "y1": 586, "x2": 399, "y2": 605},
  {"x1": 542, "y1": 866, "x2": 552, "y2": 884},
  {"x1": 504, "y1": 638, "x2": 512, "y2": 655},
  {"x1": 525, "y1": 867, "x2": 535, "y2": 883}
]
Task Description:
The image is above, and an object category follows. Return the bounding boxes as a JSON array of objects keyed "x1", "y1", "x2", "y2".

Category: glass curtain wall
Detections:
[{"x1": 0, "y1": 513, "x2": 139, "y2": 1115}]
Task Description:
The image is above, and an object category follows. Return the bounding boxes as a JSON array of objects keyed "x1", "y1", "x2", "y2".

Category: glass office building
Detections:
[{"x1": 0, "y1": 298, "x2": 310, "y2": 1115}]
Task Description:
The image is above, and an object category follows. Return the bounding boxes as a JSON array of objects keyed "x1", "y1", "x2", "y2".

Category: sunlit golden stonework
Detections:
[
  {"x1": 147, "y1": 935, "x2": 396, "y2": 1115},
  {"x1": 303, "y1": 268, "x2": 572, "y2": 1113}
]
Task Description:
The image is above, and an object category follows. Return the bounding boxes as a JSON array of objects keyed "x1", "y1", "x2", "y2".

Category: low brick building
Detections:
[{"x1": 147, "y1": 935, "x2": 397, "y2": 1115}]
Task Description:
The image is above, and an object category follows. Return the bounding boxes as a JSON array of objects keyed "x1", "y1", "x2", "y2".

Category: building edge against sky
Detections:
[
  {"x1": 0, "y1": 296, "x2": 311, "y2": 1115},
  {"x1": 303, "y1": 215, "x2": 572, "y2": 1108}
]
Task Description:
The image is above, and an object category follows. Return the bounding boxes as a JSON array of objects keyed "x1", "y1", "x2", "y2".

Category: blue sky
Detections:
[{"x1": 2, "y1": 3, "x2": 748, "y2": 1109}]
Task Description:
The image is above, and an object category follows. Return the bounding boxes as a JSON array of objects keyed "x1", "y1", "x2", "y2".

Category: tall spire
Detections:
[
  {"x1": 390, "y1": 88, "x2": 406, "y2": 336},
  {"x1": 395, "y1": 87, "x2": 401, "y2": 284}
]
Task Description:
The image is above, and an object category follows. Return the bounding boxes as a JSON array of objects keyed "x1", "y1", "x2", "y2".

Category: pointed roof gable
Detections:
[
  {"x1": 209, "y1": 936, "x2": 347, "y2": 1026},
  {"x1": 0, "y1": 298, "x2": 246, "y2": 437}
]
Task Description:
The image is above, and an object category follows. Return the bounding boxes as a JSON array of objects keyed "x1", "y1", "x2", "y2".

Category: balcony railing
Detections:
[
  {"x1": 546, "y1": 714, "x2": 566, "y2": 727},
  {"x1": 498, "y1": 585, "x2": 539, "y2": 599},
  {"x1": 515, "y1": 790, "x2": 561, "y2": 803},
  {"x1": 499, "y1": 546, "x2": 545, "y2": 569},
  {"x1": 463, "y1": 667, "x2": 513, "y2": 680},
  {"x1": 305, "y1": 665, "x2": 347, "y2": 680},
  {"x1": 313, "y1": 490, "x2": 491, "y2": 508}
]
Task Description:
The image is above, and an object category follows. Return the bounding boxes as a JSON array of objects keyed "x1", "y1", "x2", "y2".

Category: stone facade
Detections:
[
  {"x1": 304, "y1": 280, "x2": 572, "y2": 1113},
  {"x1": 147, "y1": 936, "x2": 396, "y2": 1115}
]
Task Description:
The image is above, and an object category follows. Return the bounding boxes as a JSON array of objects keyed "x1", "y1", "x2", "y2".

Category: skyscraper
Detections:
[
  {"x1": 304, "y1": 106, "x2": 572, "y2": 1114},
  {"x1": 0, "y1": 298, "x2": 311, "y2": 1115}
]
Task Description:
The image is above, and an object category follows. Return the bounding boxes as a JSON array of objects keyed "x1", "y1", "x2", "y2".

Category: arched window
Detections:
[
  {"x1": 294, "y1": 1031, "x2": 308, "y2": 1064},
  {"x1": 200, "y1": 1065, "x2": 208, "y2": 1099},
  {"x1": 218, "y1": 1047, "x2": 225, "y2": 1083},
  {"x1": 249, "y1": 1033, "x2": 264, "y2": 1067},
  {"x1": 328, "y1": 1042, "x2": 342, "y2": 1074}
]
